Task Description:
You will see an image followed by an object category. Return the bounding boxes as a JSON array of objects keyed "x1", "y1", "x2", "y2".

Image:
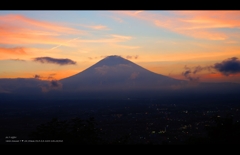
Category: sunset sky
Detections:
[{"x1": 1, "y1": 10, "x2": 240, "y2": 83}]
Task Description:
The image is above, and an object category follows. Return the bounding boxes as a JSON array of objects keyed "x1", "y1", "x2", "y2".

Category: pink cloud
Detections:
[
  {"x1": 0, "y1": 14, "x2": 84, "y2": 46},
  {"x1": 0, "y1": 14, "x2": 83, "y2": 34},
  {"x1": 116, "y1": 11, "x2": 240, "y2": 40},
  {"x1": 75, "y1": 23, "x2": 110, "y2": 30},
  {"x1": 74, "y1": 34, "x2": 133, "y2": 43},
  {"x1": 0, "y1": 47, "x2": 27, "y2": 55},
  {"x1": 87, "y1": 25, "x2": 109, "y2": 30}
]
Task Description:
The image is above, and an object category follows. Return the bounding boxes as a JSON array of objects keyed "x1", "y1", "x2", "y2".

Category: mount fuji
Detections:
[
  {"x1": 1, "y1": 55, "x2": 240, "y2": 99},
  {"x1": 60, "y1": 55, "x2": 185, "y2": 92}
]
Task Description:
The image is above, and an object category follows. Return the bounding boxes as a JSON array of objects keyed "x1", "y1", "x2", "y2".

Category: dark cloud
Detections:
[
  {"x1": 182, "y1": 66, "x2": 200, "y2": 83},
  {"x1": 33, "y1": 57, "x2": 76, "y2": 65},
  {"x1": 33, "y1": 73, "x2": 57, "y2": 81},
  {"x1": 192, "y1": 66, "x2": 213, "y2": 74},
  {"x1": 213, "y1": 57, "x2": 240, "y2": 76},
  {"x1": 48, "y1": 74, "x2": 55, "y2": 80},
  {"x1": 182, "y1": 68, "x2": 200, "y2": 83},
  {"x1": 32, "y1": 74, "x2": 61, "y2": 92},
  {"x1": 181, "y1": 57, "x2": 240, "y2": 85},
  {"x1": 34, "y1": 74, "x2": 41, "y2": 79},
  {"x1": 182, "y1": 65, "x2": 214, "y2": 83},
  {"x1": 100, "y1": 55, "x2": 107, "y2": 58},
  {"x1": 88, "y1": 55, "x2": 138, "y2": 61},
  {"x1": 126, "y1": 55, "x2": 138, "y2": 60},
  {"x1": 88, "y1": 56, "x2": 107, "y2": 60},
  {"x1": 126, "y1": 55, "x2": 132, "y2": 59},
  {"x1": 11, "y1": 58, "x2": 26, "y2": 61},
  {"x1": 182, "y1": 69, "x2": 191, "y2": 77}
]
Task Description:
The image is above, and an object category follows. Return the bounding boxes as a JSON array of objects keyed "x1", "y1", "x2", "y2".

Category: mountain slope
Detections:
[{"x1": 60, "y1": 55, "x2": 185, "y2": 91}]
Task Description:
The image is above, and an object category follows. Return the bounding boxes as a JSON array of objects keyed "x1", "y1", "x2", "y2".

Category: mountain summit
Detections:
[{"x1": 60, "y1": 55, "x2": 184, "y2": 91}]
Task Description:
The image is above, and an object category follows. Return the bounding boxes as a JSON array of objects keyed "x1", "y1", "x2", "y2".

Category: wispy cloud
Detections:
[
  {"x1": 74, "y1": 34, "x2": 132, "y2": 43},
  {"x1": 111, "y1": 34, "x2": 132, "y2": 40},
  {"x1": 33, "y1": 57, "x2": 76, "y2": 65},
  {"x1": 182, "y1": 65, "x2": 213, "y2": 83},
  {"x1": 89, "y1": 25, "x2": 109, "y2": 30},
  {"x1": 0, "y1": 14, "x2": 85, "y2": 46},
  {"x1": 33, "y1": 73, "x2": 57, "y2": 80},
  {"x1": 125, "y1": 55, "x2": 139, "y2": 60},
  {"x1": 88, "y1": 55, "x2": 106, "y2": 60},
  {"x1": 0, "y1": 47, "x2": 27, "y2": 55},
  {"x1": 113, "y1": 45, "x2": 140, "y2": 49},
  {"x1": 73, "y1": 23, "x2": 110, "y2": 30},
  {"x1": 182, "y1": 66, "x2": 200, "y2": 83},
  {"x1": 10, "y1": 58, "x2": 26, "y2": 61},
  {"x1": 84, "y1": 24, "x2": 109, "y2": 30},
  {"x1": 49, "y1": 37, "x2": 80, "y2": 50},
  {"x1": 110, "y1": 16, "x2": 124, "y2": 23},
  {"x1": 0, "y1": 14, "x2": 84, "y2": 34},
  {"x1": 116, "y1": 11, "x2": 240, "y2": 40}
]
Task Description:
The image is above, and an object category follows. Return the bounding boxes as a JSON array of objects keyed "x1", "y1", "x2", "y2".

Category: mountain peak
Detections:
[
  {"x1": 105, "y1": 55, "x2": 122, "y2": 59},
  {"x1": 102, "y1": 55, "x2": 127, "y2": 62},
  {"x1": 94, "y1": 55, "x2": 131, "y2": 67},
  {"x1": 60, "y1": 54, "x2": 184, "y2": 91}
]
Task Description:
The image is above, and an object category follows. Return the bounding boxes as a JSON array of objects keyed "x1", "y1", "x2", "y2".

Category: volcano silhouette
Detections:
[{"x1": 60, "y1": 55, "x2": 185, "y2": 92}]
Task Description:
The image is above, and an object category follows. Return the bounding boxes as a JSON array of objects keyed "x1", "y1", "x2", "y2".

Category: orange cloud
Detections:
[
  {"x1": 112, "y1": 44, "x2": 140, "y2": 49},
  {"x1": 78, "y1": 24, "x2": 109, "y2": 30},
  {"x1": 110, "y1": 16, "x2": 123, "y2": 23},
  {"x1": 0, "y1": 14, "x2": 85, "y2": 46},
  {"x1": 89, "y1": 25, "x2": 109, "y2": 30},
  {"x1": 0, "y1": 14, "x2": 83, "y2": 34},
  {"x1": 74, "y1": 23, "x2": 110, "y2": 30},
  {"x1": 116, "y1": 11, "x2": 240, "y2": 40},
  {"x1": 0, "y1": 47, "x2": 30, "y2": 60},
  {"x1": 110, "y1": 34, "x2": 132, "y2": 40},
  {"x1": 0, "y1": 47, "x2": 27, "y2": 55},
  {"x1": 74, "y1": 34, "x2": 133, "y2": 43},
  {"x1": 0, "y1": 46, "x2": 57, "y2": 60}
]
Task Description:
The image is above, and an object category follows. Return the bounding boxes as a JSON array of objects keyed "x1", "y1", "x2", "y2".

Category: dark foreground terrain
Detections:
[{"x1": 1, "y1": 92, "x2": 240, "y2": 145}]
